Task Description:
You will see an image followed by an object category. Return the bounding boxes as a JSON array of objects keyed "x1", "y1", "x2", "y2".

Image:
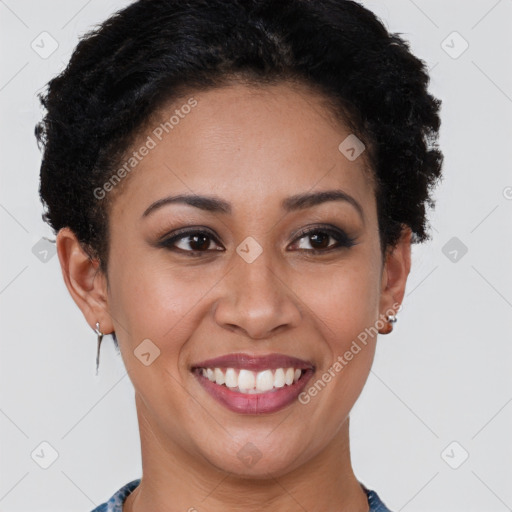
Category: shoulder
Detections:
[
  {"x1": 89, "y1": 479, "x2": 141, "y2": 512},
  {"x1": 362, "y1": 484, "x2": 394, "y2": 512}
]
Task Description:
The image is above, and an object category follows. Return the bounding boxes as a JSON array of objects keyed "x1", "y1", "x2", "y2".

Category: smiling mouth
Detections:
[
  {"x1": 192, "y1": 366, "x2": 308, "y2": 394},
  {"x1": 190, "y1": 352, "x2": 315, "y2": 414}
]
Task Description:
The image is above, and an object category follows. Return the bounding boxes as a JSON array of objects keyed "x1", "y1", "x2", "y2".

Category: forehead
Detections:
[{"x1": 109, "y1": 81, "x2": 376, "y2": 221}]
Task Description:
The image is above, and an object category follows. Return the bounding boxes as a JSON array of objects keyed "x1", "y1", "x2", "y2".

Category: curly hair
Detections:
[{"x1": 36, "y1": 0, "x2": 443, "y2": 273}]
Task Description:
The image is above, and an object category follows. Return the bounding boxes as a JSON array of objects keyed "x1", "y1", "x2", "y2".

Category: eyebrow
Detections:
[{"x1": 141, "y1": 189, "x2": 365, "y2": 223}]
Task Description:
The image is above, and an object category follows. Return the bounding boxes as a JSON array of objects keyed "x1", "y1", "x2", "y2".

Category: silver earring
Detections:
[
  {"x1": 388, "y1": 313, "x2": 397, "y2": 324},
  {"x1": 94, "y1": 322, "x2": 104, "y2": 376},
  {"x1": 378, "y1": 313, "x2": 398, "y2": 335}
]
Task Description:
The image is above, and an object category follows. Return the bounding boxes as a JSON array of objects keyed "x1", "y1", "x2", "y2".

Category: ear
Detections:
[
  {"x1": 379, "y1": 225, "x2": 412, "y2": 317},
  {"x1": 56, "y1": 227, "x2": 114, "y2": 334}
]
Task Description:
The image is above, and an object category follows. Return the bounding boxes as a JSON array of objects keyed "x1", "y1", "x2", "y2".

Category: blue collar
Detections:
[{"x1": 91, "y1": 478, "x2": 394, "y2": 512}]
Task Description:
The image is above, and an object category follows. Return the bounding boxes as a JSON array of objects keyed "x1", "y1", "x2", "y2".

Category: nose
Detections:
[{"x1": 212, "y1": 248, "x2": 302, "y2": 340}]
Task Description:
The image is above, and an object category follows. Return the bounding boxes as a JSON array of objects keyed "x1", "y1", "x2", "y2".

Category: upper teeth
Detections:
[{"x1": 200, "y1": 367, "x2": 303, "y2": 394}]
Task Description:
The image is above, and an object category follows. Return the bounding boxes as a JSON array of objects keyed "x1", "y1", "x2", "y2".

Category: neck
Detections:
[{"x1": 123, "y1": 394, "x2": 369, "y2": 512}]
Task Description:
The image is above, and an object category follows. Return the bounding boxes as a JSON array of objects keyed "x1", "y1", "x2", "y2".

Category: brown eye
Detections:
[
  {"x1": 178, "y1": 233, "x2": 213, "y2": 251},
  {"x1": 308, "y1": 232, "x2": 331, "y2": 250},
  {"x1": 290, "y1": 226, "x2": 357, "y2": 253},
  {"x1": 158, "y1": 229, "x2": 224, "y2": 254}
]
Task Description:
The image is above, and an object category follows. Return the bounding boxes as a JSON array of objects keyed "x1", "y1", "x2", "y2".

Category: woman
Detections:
[{"x1": 35, "y1": 0, "x2": 443, "y2": 510}]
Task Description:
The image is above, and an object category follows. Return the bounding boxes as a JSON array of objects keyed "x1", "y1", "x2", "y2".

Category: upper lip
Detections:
[{"x1": 191, "y1": 353, "x2": 315, "y2": 372}]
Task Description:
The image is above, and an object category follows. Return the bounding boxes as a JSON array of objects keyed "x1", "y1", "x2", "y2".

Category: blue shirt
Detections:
[{"x1": 90, "y1": 478, "x2": 394, "y2": 511}]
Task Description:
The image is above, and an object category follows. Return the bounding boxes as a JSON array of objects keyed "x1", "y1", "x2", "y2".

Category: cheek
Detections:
[
  {"x1": 294, "y1": 255, "x2": 381, "y2": 338},
  {"x1": 291, "y1": 253, "x2": 381, "y2": 403},
  {"x1": 298, "y1": 266, "x2": 379, "y2": 418},
  {"x1": 106, "y1": 259, "x2": 203, "y2": 417},
  {"x1": 106, "y1": 249, "x2": 226, "y2": 364},
  {"x1": 106, "y1": 249, "x2": 181, "y2": 339}
]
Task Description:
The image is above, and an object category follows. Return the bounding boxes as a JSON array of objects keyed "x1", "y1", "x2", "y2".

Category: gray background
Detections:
[{"x1": 1, "y1": 0, "x2": 511, "y2": 510}]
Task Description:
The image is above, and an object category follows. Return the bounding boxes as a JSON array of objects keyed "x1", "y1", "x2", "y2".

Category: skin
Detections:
[{"x1": 56, "y1": 81, "x2": 411, "y2": 512}]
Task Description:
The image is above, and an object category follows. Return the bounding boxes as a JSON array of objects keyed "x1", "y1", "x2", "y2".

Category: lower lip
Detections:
[{"x1": 193, "y1": 369, "x2": 315, "y2": 414}]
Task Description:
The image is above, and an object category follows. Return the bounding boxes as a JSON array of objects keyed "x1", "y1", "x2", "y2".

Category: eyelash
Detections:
[{"x1": 157, "y1": 225, "x2": 357, "y2": 256}]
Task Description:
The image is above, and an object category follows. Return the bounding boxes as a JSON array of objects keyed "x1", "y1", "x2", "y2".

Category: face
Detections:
[{"x1": 86, "y1": 81, "x2": 406, "y2": 477}]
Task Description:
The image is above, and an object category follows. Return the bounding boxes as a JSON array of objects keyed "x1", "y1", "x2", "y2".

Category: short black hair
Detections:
[{"x1": 36, "y1": 0, "x2": 443, "y2": 291}]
